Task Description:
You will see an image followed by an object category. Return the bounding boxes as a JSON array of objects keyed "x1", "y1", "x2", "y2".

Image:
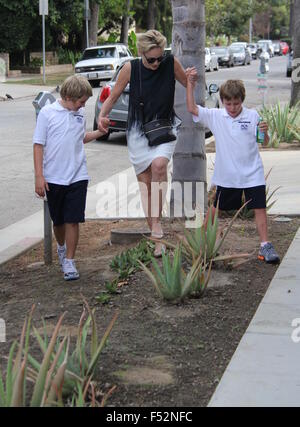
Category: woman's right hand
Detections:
[{"x1": 98, "y1": 115, "x2": 110, "y2": 133}]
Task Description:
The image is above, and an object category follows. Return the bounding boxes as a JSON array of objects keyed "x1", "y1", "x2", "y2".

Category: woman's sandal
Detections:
[{"x1": 151, "y1": 232, "x2": 166, "y2": 258}]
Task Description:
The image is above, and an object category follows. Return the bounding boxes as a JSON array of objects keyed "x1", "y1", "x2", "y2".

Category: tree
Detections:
[
  {"x1": 147, "y1": 0, "x2": 156, "y2": 29},
  {"x1": 120, "y1": 0, "x2": 131, "y2": 44},
  {"x1": 171, "y1": 0, "x2": 207, "y2": 217},
  {"x1": 89, "y1": 1, "x2": 100, "y2": 47},
  {"x1": 291, "y1": 0, "x2": 300, "y2": 106}
]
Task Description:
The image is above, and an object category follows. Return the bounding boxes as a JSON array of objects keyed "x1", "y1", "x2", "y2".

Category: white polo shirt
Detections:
[
  {"x1": 193, "y1": 106, "x2": 265, "y2": 188},
  {"x1": 33, "y1": 100, "x2": 89, "y2": 185}
]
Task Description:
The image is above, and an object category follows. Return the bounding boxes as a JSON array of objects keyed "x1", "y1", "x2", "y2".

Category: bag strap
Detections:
[{"x1": 138, "y1": 59, "x2": 145, "y2": 124}]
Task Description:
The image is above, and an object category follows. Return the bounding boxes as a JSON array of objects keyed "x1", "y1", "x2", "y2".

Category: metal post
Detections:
[
  {"x1": 249, "y1": 17, "x2": 252, "y2": 43},
  {"x1": 85, "y1": 0, "x2": 89, "y2": 48},
  {"x1": 43, "y1": 200, "x2": 52, "y2": 265},
  {"x1": 42, "y1": 13, "x2": 46, "y2": 84}
]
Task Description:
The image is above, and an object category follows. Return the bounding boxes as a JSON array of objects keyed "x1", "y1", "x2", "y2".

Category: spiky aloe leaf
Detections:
[
  {"x1": 86, "y1": 312, "x2": 118, "y2": 378},
  {"x1": 5, "y1": 341, "x2": 18, "y2": 406},
  {"x1": 10, "y1": 359, "x2": 26, "y2": 407},
  {"x1": 0, "y1": 374, "x2": 6, "y2": 406},
  {"x1": 30, "y1": 313, "x2": 66, "y2": 407}
]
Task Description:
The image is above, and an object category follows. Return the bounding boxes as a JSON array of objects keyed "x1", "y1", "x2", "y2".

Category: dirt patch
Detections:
[{"x1": 0, "y1": 216, "x2": 300, "y2": 407}]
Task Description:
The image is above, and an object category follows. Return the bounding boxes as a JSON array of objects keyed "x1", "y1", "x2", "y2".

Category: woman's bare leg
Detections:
[{"x1": 136, "y1": 165, "x2": 152, "y2": 230}]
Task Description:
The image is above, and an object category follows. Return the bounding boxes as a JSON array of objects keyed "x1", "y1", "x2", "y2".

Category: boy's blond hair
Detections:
[
  {"x1": 137, "y1": 30, "x2": 167, "y2": 55},
  {"x1": 60, "y1": 75, "x2": 93, "y2": 100},
  {"x1": 219, "y1": 80, "x2": 246, "y2": 102}
]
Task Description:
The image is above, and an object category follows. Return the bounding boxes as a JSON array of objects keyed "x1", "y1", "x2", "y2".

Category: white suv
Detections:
[{"x1": 75, "y1": 44, "x2": 133, "y2": 87}]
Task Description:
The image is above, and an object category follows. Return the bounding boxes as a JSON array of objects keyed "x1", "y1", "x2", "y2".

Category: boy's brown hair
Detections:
[
  {"x1": 219, "y1": 79, "x2": 246, "y2": 102},
  {"x1": 60, "y1": 75, "x2": 93, "y2": 100}
]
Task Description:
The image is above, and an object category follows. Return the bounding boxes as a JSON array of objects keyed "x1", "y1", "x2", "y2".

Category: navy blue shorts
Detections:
[
  {"x1": 213, "y1": 185, "x2": 266, "y2": 210},
  {"x1": 46, "y1": 180, "x2": 88, "y2": 226}
]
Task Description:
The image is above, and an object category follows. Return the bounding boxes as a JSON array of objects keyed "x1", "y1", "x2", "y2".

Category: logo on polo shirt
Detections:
[
  {"x1": 238, "y1": 120, "x2": 250, "y2": 131},
  {"x1": 74, "y1": 114, "x2": 83, "y2": 123}
]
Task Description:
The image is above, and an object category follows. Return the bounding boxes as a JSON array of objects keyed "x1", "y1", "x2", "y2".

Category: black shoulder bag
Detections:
[{"x1": 138, "y1": 60, "x2": 181, "y2": 147}]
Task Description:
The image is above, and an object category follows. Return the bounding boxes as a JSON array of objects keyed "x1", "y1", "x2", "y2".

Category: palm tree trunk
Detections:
[
  {"x1": 291, "y1": 0, "x2": 300, "y2": 106},
  {"x1": 170, "y1": 0, "x2": 207, "y2": 219},
  {"x1": 89, "y1": 1, "x2": 99, "y2": 47},
  {"x1": 120, "y1": 0, "x2": 131, "y2": 45},
  {"x1": 147, "y1": 0, "x2": 156, "y2": 29}
]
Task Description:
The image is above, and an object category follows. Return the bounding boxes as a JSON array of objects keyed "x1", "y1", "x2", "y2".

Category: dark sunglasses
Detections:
[{"x1": 144, "y1": 54, "x2": 165, "y2": 64}]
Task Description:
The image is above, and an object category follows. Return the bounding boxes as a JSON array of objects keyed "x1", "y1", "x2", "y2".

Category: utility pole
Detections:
[
  {"x1": 39, "y1": 0, "x2": 48, "y2": 84},
  {"x1": 84, "y1": 0, "x2": 90, "y2": 48}
]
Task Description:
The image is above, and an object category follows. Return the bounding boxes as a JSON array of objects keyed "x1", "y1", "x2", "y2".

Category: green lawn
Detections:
[{"x1": 5, "y1": 73, "x2": 73, "y2": 86}]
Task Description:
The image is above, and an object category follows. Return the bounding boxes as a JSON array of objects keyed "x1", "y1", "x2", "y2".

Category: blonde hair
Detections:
[
  {"x1": 137, "y1": 30, "x2": 167, "y2": 55},
  {"x1": 219, "y1": 80, "x2": 246, "y2": 102},
  {"x1": 60, "y1": 75, "x2": 93, "y2": 100}
]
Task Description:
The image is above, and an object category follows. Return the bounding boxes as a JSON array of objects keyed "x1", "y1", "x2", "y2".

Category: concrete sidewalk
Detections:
[{"x1": 0, "y1": 80, "x2": 56, "y2": 100}]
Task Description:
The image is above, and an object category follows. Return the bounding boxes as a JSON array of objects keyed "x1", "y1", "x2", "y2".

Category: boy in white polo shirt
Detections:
[
  {"x1": 185, "y1": 72, "x2": 280, "y2": 264},
  {"x1": 33, "y1": 75, "x2": 109, "y2": 280}
]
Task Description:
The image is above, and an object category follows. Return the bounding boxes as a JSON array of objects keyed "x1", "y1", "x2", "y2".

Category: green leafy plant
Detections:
[
  {"x1": 57, "y1": 48, "x2": 82, "y2": 66},
  {"x1": 138, "y1": 244, "x2": 208, "y2": 301},
  {"x1": 260, "y1": 101, "x2": 300, "y2": 146},
  {"x1": 128, "y1": 31, "x2": 138, "y2": 57},
  {"x1": 110, "y1": 239, "x2": 154, "y2": 280}
]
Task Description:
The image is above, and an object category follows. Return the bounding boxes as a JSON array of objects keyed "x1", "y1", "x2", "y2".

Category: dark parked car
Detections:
[
  {"x1": 210, "y1": 46, "x2": 234, "y2": 67},
  {"x1": 230, "y1": 46, "x2": 251, "y2": 66},
  {"x1": 94, "y1": 63, "x2": 220, "y2": 141}
]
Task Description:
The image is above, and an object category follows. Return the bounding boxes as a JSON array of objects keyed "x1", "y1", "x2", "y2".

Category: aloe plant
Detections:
[
  {"x1": 0, "y1": 306, "x2": 72, "y2": 407},
  {"x1": 27, "y1": 299, "x2": 118, "y2": 401},
  {"x1": 260, "y1": 101, "x2": 300, "y2": 147},
  {"x1": 139, "y1": 244, "x2": 206, "y2": 301},
  {"x1": 0, "y1": 301, "x2": 118, "y2": 407}
]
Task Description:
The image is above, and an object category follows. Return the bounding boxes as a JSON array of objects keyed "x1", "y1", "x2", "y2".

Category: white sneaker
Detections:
[
  {"x1": 63, "y1": 258, "x2": 79, "y2": 281},
  {"x1": 57, "y1": 244, "x2": 66, "y2": 268}
]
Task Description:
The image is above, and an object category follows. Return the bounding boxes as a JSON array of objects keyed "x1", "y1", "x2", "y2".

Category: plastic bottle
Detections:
[{"x1": 257, "y1": 117, "x2": 265, "y2": 144}]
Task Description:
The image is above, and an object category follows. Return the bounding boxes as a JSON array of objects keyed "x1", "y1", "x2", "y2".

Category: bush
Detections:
[
  {"x1": 260, "y1": 102, "x2": 300, "y2": 146},
  {"x1": 57, "y1": 48, "x2": 82, "y2": 66}
]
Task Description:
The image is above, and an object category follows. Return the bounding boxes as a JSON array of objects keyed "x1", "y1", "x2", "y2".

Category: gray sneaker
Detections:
[
  {"x1": 258, "y1": 242, "x2": 280, "y2": 264},
  {"x1": 63, "y1": 259, "x2": 79, "y2": 281}
]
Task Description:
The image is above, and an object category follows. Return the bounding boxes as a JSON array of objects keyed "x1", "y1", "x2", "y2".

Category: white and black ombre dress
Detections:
[{"x1": 127, "y1": 55, "x2": 177, "y2": 175}]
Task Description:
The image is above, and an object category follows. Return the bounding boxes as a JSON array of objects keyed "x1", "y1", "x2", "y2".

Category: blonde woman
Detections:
[{"x1": 98, "y1": 30, "x2": 192, "y2": 257}]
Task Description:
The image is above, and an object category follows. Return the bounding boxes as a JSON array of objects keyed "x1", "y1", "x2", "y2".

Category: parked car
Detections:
[
  {"x1": 230, "y1": 42, "x2": 252, "y2": 58},
  {"x1": 230, "y1": 45, "x2": 251, "y2": 66},
  {"x1": 286, "y1": 50, "x2": 293, "y2": 77},
  {"x1": 247, "y1": 43, "x2": 258, "y2": 59},
  {"x1": 205, "y1": 48, "x2": 219, "y2": 71},
  {"x1": 272, "y1": 40, "x2": 283, "y2": 56},
  {"x1": 257, "y1": 40, "x2": 274, "y2": 57},
  {"x1": 93, "y1": 63, "x2": 220, "y2": 141},
  {"x1": 74, "y1": 44, "x2": 133, "y2": 87},
  {"x1": 280, "y1": 41, "x2": 289, "y2": 55},
  {"x1": 210, "y1": 46, "x2": 234, "y2": 67}
]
